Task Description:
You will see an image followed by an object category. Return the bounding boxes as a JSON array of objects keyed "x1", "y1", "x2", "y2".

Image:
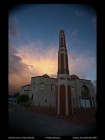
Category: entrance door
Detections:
[
  {"x1": 80, "y1": 98, "x2": 85, "y2": 108},
  {"x1": 60, "y1": 85, "x2": 65, "y2": 115},
  {"x1": 85, "y1": 99, "x2": 91, "y2": 108},
  {"x1": 80, "y1": 98, "x2": 91, "y2": 108}
]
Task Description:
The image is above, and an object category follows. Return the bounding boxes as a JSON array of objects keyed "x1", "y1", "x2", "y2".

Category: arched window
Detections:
[
  {"x1": 40, "y1": 84, "x2": 44, "y2": 90},
  {"x1": 51, "y1": 84, "x2": 52, "y2": 91},
  {"x1": 81, "y1": 85, "x2": 89, "y2": 98},
  {"x1": 45, "y1": 99, "x2": 47, "y2": 103},
  {"x1": 80, "y1": 85, "x2": 92, "y2": 108}
]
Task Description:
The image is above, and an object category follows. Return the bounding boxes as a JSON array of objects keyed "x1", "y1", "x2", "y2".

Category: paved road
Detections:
[{"x1": 8, "y1": 102, "x2": 96, "y2": 136}]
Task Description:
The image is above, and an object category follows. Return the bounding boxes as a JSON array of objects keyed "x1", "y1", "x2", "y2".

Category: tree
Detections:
[{"x1": 18, "y1": 94, "x2": 29, "y2": 103}]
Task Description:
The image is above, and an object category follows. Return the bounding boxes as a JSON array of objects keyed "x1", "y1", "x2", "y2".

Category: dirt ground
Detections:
[
  {"x1": 27, "y1": 107, "x2": 97, "y2": 124},
  {"x1": 9, "y1": 102, "x2": 97, "y2": 136}
]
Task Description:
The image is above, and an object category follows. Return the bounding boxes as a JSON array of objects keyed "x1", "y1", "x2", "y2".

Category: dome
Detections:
[
  {"x1": 42, "y1": 74, "x2": 50, "y2": 78},
  {"x1": 70, "y1": 74, "x2": 79, "y2": 80}
]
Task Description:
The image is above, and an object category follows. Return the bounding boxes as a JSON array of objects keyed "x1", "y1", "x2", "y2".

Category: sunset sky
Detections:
[{"x1": 9, "y1": 4, "x2": 96, "y2": 94}]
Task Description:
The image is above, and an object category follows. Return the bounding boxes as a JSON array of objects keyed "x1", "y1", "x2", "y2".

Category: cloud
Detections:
[
  {"x1": 9, "y1": 43, "x2": 58, "y2": 94},
  {"x1": 71, "y1": 31, "x2": 78, "y2": 37},
  {"x1": 75, "y1": 11, "x2": 84, "y2": 17},
  {"x1": 68, "y1": 52, "x2": 96, "y2": 79},
  {"x1": 91, "y1": 17, "x2": 96, "y2": 24},
  {"x1": 16, "y1": 43, "x2": 58, "y2": 76},
  {"x1": 9, "y1": 17, "x2": 19, "y2": 38},
  {"x1": 9, "y1": 46, "x2": 40, "y2": 94},
  {"x1": 9, "y1": 41, "x2": 96, "y2": 94},
  {"x1": 91, "y1": 17, "x2": 96, "y2": 29}
]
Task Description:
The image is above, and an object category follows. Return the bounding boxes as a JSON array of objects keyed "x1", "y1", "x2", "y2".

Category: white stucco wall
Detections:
[
  {"x1": 29, "y1": 76, "x2": 57, "y2": 107},
  {"x1": 20, "y1": 76, "x2": 96, "y2": 109},
  {"x1": 71, "y1": 81, "x2": 77, "y2": 108}
]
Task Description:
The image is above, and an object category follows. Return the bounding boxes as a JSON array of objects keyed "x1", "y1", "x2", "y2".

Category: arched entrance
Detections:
[
  {"x1": 60, "y1": 85, "x2": 66, "y2": 115},
  {"x1": 68, "y1": 85, "x2": 72, "y2": 114},
  {"x1": 80, "y1": 85, "x2": 92, "y2": 108}
]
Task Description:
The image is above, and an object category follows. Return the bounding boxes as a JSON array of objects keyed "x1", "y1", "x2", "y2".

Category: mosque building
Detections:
[{"x1": 20, "y1": 30, "x2": 96, "y2": 116}]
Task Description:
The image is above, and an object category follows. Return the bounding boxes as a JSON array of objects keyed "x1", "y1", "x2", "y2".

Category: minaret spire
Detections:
[
  {"x1": 58, "y1": 30, "x2": 69, "y2": 75},
  {"x1": 56, "y1": 29, "x2": 73, "y2": 116}
]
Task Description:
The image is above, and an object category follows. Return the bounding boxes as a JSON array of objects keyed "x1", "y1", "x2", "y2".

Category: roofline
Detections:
[
  {"x1": 71, "y1": 78, "x2": 91, "y2": 82},
  {"x1": 31, "y1": 76, "x2": 57, "y2": 80},
  {"x1": 78, "y1": 79, "x2": 91, "y2": 81},
  {"x1": 21, "y1": 85, "x2": 30, "y2": 88}
]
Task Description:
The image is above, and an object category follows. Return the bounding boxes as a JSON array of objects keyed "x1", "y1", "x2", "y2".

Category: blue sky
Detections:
[{"x1": 9, "y1": 4, "x2": 96, "y2": 94}]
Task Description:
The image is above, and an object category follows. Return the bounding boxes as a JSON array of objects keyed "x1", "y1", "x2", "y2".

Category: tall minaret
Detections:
[{"x1": 56, "y1": 30, "x2": 73, "y2": 116}]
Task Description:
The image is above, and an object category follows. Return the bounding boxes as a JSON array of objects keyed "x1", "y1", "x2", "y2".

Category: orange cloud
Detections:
[
  {"x1": 9, "y1": 42, "x2": 96, "y2": 94},
  {"x1": 16, "y1": 43, "x2": 58, "y2": 76},
  {"x1": 9, "y1": 43, "x2": 58, "y2": 94}
]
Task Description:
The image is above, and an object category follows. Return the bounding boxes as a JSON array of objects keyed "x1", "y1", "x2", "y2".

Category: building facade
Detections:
[{"x1": 20, "y1": 30, "x2": 96, "y2": 116}]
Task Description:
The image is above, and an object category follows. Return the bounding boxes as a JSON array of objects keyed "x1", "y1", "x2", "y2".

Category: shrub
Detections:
[{"x1": 18, "y1": 94, "x2": 29, "y2": 103}]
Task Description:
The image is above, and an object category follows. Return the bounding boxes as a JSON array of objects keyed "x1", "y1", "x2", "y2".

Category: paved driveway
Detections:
[{"x1": 8, "y1": 102, "x2": 96, "y2": 136}]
